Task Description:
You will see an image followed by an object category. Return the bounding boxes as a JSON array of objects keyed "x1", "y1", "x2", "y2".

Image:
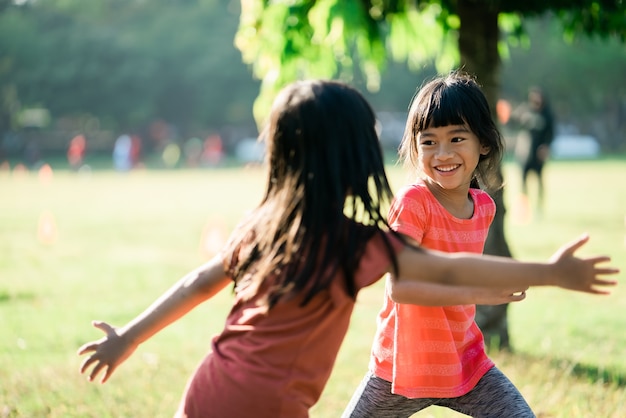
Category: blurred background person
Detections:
[
  {"x1": 511, "y1": 86, "x2": 555, "y2": 217},
  {"x1": 201, "y1": 134, "x2": 224, "y2": 167},
  {"x1": 113, "y1": 133, "x2": 133, "y2": 172},
  {"x1": 130, "y1": 134, "x2": 143, "y2": 168},
  {"x1": 67, "y1": 134, "x2": 86, "y2": 171}
]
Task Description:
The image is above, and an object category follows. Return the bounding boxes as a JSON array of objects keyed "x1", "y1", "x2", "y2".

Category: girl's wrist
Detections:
[
  {"x1": 543, "y1": 262, "x2": 560, "y2": 287},
  {"x1": 118, "y1": 325, "x2": 142, "y2": 347}
]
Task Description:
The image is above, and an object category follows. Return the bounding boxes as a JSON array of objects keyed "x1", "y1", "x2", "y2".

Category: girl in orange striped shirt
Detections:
[{"x1": 345, "y1": 71, "x2": 538, "y2": 417}]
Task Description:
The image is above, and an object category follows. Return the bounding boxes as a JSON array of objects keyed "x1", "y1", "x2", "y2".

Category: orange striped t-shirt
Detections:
[{"x1": 369, "y1": 180, "x2": 496, "y2": 398}]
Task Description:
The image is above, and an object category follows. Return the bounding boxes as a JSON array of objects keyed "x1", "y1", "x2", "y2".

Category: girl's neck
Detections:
[{"x1": 421, "y1": 178, "x2": 474, "y2": 219}]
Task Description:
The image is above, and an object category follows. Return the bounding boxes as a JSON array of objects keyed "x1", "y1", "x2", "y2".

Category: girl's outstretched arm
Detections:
[
  {"x1": 389, "y1": 280, "x2": 528, "y2": 306},
  {"x1": 396, "y1": 234, "x2": 619, "y2": 294},
  {"x1": 77, "y1": 255, "x2": 230, "y2": 383}
]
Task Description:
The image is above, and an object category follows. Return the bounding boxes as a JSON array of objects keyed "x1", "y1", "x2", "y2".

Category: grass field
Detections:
[{"x1": 1, "y1": 157, "x2": 625, "y2": 417}]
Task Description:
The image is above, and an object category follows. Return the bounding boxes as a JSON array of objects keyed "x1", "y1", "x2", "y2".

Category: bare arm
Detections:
[
  {"x1": 77, "y1": 255, "x2": 230, "y2": 383},
  {"x1": 389, "y1": 279, "x2": 528, "y2": 306},
  {"x1": 395, "y1": 234, "x2": 618, "y2": 294}
]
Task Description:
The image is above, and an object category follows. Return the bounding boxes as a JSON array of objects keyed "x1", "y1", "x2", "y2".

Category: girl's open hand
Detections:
[
  {"x1": 77, "y1": 321, "x2": 137, "y2": 383},
  {"x1": 549, "y1": 234, "x2": 619, "y2": 294}
]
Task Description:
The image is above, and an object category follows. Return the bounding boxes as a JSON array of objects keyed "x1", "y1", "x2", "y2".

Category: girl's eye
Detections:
[
  {"x1": 419, "y1": 139, "x2": 435, "y2": 146},
  {"x1": 451, "y1": 137, "x2": 465, "y2": 143}
]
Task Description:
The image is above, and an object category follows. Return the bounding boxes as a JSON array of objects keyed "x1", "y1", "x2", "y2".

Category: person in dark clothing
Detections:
[{"x1": 513, "y1": 87, "x2": 555, "y2": 213}]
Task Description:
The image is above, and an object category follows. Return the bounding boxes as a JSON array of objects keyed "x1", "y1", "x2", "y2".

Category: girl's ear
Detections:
[{"x1": 480, "y1": 145, "x2": 490, "y2": 155}]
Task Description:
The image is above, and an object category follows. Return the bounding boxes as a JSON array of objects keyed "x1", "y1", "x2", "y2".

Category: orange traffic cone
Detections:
[
  {"x1": 38, "y1": 164, "x2": 53, "y2": 186},
  {"x1": 37, "y1": 210, "x2": 58, "y2": 245},
  {"x1": 512, "y1": 194, "x2": 532, "y2": 225}
]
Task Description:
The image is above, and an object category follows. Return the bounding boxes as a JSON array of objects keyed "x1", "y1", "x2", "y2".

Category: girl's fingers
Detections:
[
  {"x1": 510, "y1": 290, "x2": 526, "y2": 301},
  {"x1": 88, "y1": 362, "x2": 107, "y2": 382},
  {"x1": 79, "y1": 356, "x2": 95, "y2": 374},
  {"x1": 80, "y1": 354, "x2": 116, "y2": 383},
  {"x1": 593, "y1": 278, "x2": 618, "y2": 286},
  {"x1": 593, "y1": 267, "x2": 619, "y2": 276},
  {"x1": 77, "y1": 343, "x2": 95, "y2": 355},
  {"x1": 77, "y1": 322, "x2": 116, "y2": 356},
  {"x1": 588, "y1": 288, "x2": 611, "y2": 295},
  {"x1": 101, "y1": 365, "x2": 116, "y2": 383},
  {"x1": 588, "y1": 255, "x2": 613, "y2": 265},
  {"x1": 78, "y1": 321, "x2": 121, "y2": 382},
  {"x1": 92, "y1": 321, "x2": 115, "y2": 334},
  {"x1": 549, "y1": 234, "x2": 588, "y2": 263},
  {"x1": 562, "y1": 233, "x2": 589, "y2": 256}
]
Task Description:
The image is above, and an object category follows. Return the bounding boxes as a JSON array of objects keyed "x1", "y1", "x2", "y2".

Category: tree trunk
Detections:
[{"x1": 457, "y1": 0, "x2": 513, "y2": 351}]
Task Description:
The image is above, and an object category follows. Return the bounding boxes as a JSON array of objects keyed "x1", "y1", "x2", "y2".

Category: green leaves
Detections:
[
  {"x1": 235, "y1": 0, "x2": 626, "y2": 126},
  {"x1": 236, "y1": 0, "x2": 463, "y2": 124},
  {"x1": 2, "y1": 0, "x2": 260, "y2": 133},
  {"x1": 238, "y1": 0, "x2": 386, "y2": 123},
  {"x1": 558, "y1": 2, "x2": 626, "y2": 42}
]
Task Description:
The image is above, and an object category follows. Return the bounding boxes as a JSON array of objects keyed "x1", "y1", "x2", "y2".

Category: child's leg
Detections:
[
  {"x1": 536, "y1": 165, "x2": 545, "y2": 211},
  {"x1": 342, "y1": 371, "x2": 434, "y2": 418},
  {"x1": 437, "y1": 367, "x2": 535, "y2": 418}
]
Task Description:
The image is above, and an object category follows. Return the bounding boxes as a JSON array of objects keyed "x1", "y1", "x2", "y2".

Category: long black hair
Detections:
[
  {"x1": 399, "y1": 71, "x2": 504, "y2": 191},
  {"x1": 224, "y1": 80, "x2": 401, "y2": 307}
]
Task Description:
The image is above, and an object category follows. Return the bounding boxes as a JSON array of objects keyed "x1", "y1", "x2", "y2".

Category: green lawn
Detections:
[{"x1": 1, "y1": 157, "x2": 625, "y2": 417}]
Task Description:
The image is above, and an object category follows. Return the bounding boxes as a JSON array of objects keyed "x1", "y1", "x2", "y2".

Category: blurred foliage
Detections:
[
  {"x1": 0, "y1": 0, "x2": 260, "y2": 137},
  {"x1": 0, "y1": 0, "x2": 624, "y2": 153},
  {"x1": 236, "y1": 0, "x2": 625, "y2": 123}
]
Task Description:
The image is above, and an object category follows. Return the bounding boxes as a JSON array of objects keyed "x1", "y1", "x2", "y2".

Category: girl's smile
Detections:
[{"x1": 434, "y1": 164, "x2": 461, "y2": 173}]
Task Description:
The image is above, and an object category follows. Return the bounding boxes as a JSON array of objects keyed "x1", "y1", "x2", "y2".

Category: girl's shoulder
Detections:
[
  {"x1": 353, "y1": 228, "x2": 406, "y2": 289},
  {"x1": 396, "y1": 179, "x2": 432, "y2": 201},
  {"x1": 469, "y1": 188, "x2": 495, "y2": 207},
  {"x1": 469, "y1": 188, "x2": 496, "y2": 218},
  {"x1": 391, "y1": 181, "x2": 433, "y2": 213}
]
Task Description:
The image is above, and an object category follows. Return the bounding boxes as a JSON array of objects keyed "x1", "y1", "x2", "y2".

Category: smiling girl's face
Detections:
[{"x1": 417, "y1": 123, "x2": 490, "y2": 192}]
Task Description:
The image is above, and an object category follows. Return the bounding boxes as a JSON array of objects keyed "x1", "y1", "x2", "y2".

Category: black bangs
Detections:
[
  {"x1": 409, "y1": 74, "x2": 493, "y2": 138},
  {"x1": 420, "y1": 90, "x2": 466, "y2": 130}
]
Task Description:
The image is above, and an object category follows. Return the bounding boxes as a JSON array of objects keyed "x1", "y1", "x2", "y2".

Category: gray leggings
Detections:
[{"x1": 342, "y1": 367, "x2": 535, "y2": 418}]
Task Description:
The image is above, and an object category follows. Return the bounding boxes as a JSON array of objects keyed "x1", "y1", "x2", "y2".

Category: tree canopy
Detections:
[{"x1": 236, "y1": 0, "x2": 625, "y2": 123}]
